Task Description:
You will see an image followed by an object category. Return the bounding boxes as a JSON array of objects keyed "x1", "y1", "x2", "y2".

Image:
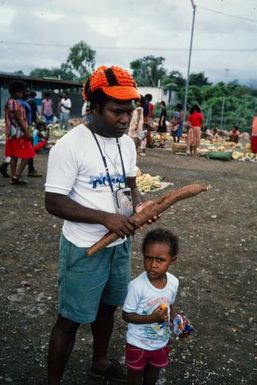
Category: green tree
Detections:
[
  {"x1": 162, "y1": 70, "x2": 186, "y2": 102},
  {"x1": 66, "y1": 40, "x2": 95, "y2": 80},
  {"x1": 189, "y1": 72, "x2": 210, "y2": 87},
  {"x1": 14, "y1": 70, "x2": 25, "y2": 76},
  {"x1": 201, "y1": 84, "x2": 224, "y2": 100},
  {"x1": 30, "y1": 67, "x2": 61, "y2": 78},
  {"x1": 30, "y1": 40, "x2": 95, "y2": 81},
  {"x1": 130, "y1": 56, "x2": 167, "y2": 86},
  {"x1": 30, "y1": 64, "x2": 75, "y2": 80}
]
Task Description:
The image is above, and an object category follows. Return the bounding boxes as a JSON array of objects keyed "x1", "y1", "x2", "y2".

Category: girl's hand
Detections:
[{"x1": 150, "y1": 305, "x2": 168, "y2": 323}]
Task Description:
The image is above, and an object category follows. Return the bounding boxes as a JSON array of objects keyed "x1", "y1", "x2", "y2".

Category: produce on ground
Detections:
[{"x1": 136, "y1": 167, "x2": 162, "y2": 192}]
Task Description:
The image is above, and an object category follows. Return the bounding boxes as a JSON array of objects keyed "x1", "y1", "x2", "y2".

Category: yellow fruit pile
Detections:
[
  {"x1": 136, "y1": 167, "x2": 162, "y2": 192},
  {"x1": 231, "y1": 151, "x2": 245, "y2": 160}
]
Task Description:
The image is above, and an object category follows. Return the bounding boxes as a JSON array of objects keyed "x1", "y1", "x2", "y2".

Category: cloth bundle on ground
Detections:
[{"x1": 207, "y1": 151, "x2": 232, "y2": 161}]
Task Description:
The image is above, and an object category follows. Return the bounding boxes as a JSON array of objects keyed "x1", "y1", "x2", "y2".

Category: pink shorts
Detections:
[{"x1": 125, "y1": 343, "x2": 170, "y2": 371}]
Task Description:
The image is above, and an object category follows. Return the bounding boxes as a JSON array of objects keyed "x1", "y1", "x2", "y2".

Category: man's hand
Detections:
[
  {"x1": 102, "y1": 212, "x2": 140, "y2": 238},
  {"x1": 135, "y1": 200, "x2": 160, "y2": 225}
]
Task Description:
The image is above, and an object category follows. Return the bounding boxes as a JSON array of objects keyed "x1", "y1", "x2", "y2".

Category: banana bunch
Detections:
[{"x1": 136, "y1": 169, "x2": 162, "y2": 193}]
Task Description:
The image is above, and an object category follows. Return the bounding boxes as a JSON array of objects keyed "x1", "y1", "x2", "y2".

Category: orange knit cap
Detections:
[{"x1": 82, "y1": 65, "x2": 140, "y2": 101}]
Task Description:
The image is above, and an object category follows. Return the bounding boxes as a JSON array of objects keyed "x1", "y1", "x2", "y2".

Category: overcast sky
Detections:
[{"x1": 0, "y1": 0, "x2": 257, "y2": 85}]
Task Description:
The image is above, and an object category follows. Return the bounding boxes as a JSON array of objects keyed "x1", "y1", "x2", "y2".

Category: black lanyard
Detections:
[{"x1": 91, "y1": 130, "x2": 127, "y2": 193}]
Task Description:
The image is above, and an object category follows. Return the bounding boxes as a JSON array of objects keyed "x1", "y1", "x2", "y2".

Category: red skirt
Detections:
[
  {"x1": 5, "y1": 138, "x2": 35, "y2": 159},
  {"x1": 251, "y1": 136, "x2": 257, "y2": 154}
]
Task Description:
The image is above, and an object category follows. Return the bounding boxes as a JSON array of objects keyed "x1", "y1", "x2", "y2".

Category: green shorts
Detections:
[{"x1": 58, "y1": 234, "x2": 132, "y2": 324}]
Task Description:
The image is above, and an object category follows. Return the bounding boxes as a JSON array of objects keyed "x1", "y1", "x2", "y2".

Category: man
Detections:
[
  {"x1": 59, "y1": 91, "x2": 71, "y2": 130},
  {"x1": 28, "y1": 91, "x2": 39, "y2": 124},
  {"x1": 45, "y1": 65, "x2": 155, "y2": 385}
]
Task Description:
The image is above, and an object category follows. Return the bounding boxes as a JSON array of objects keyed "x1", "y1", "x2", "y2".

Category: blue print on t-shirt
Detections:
[{"x1": 89, "y1": 173, "x2": 125, "y2": 189}]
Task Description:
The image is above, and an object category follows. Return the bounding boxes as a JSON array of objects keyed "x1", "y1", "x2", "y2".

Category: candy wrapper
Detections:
[{"x1": 173, "y1": 312, "x2": 194, "y2": 338}]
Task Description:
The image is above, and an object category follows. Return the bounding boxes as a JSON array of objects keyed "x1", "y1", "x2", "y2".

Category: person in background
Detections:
[
  {"x1": 28, "y1": 91, "x2": 39, "y2": 124},
  {"x1": 170, "y1": 103, "x2": 184, "y2": 143},
  {"x1": 42, "y1": 93, "x2": 54, "y2": 124},
  {"x1": 60, "y1": 92, "x2": 71, "y2": 130},
  {"x1": 85, "y1": 103, "x2": 93, "y2": 125},
  {"x1": 1, "y1": 89, "x2": 35, "y2": 178},
  {"x1": 122, "y1": 228, "x2": 179, "y2": 385},
  {"x1": 128, "y1": 96, "x2": 144, "y2": 154},
  {"x1": 0, "y1": 156, "x2": 11, "y2": 178},
  {"x1": 157, "y1": 101, "x2": 167, "y2": 133},
  {"x1": 81, "y1": 101, "x2": 88, "y2": 120},
  {"x1": 228, "y1": 125, "x2": 240, "y2": 144},
  {"x1": 145, "y1": 93, "x2": 154, "y2": 125},
  {"x1": 144, "y1": 94, "x2": 154, "y2": 148},
  {"x1": 18, "y1": 90, "x2": 32, "y2": 126},
  {"x1": 18, "y1": 90, "x2": 42, "y2": 177},
  {"x1": 45, "y1": 65, "x2": 158, "y2": 385},
  {"x1": 251, "y1": 116, "x2": 257, "y2": 154},
  {"x1": 187, "y1": 104, "x2": 204, "y2": 156},
  {"x1": 81, "y1": 101, "x2": 93, "y2": 125},
  {"x1": 57, "y1": 95, "x2": 62, "y2": 122},
  {"x1": 139, "y1": 128, "x2": 148, "y2": 156},
  {"x1": 202, "y1": 125, "x2": 212, "y2": 140},
  {"x1": 32, "y1": 121, "x2": 49, "y2": 152},
  {"x1": 4, "y1": 80, "x2": 35, "y2": 185}
]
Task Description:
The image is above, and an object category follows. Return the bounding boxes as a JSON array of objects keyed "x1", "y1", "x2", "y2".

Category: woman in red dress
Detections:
[
  {"x1": 5, "y1": 80, "x2": 35, "y2": 184},
  {"x1": 187, "y1": 105, "x2": 204, "y2": 156},
  {"x1": 251, "y1": 117, "x2": 257, "y2": 154}
]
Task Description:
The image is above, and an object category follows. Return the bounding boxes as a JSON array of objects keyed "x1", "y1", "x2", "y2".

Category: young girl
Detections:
[{"x1": 122, "y1": 228, "x2": 179, "y2": 385}]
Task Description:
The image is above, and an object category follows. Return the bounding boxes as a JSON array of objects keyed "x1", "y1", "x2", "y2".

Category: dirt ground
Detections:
[{"x1": 0, "y1": 144, "x2": 257, "y2": 385}]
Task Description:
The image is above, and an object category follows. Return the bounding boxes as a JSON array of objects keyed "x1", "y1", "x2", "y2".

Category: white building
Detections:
[{"x1": 137, "y1": 86, "x2": 177, "y2": 105}]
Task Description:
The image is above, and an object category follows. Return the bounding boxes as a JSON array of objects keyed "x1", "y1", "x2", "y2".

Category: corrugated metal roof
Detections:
[{"x1": 0, "y1": 72, "x2": 82, "y2": 87}]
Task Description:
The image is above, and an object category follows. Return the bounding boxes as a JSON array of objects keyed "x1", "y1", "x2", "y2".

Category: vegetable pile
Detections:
[{"x1": 136, "y1": 167, "x2": 162, "y2": 192}]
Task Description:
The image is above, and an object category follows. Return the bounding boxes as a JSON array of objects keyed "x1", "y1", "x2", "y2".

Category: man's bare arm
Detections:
[{"x1": 45, "y1": 192, "x2": 140, "y2": 237}]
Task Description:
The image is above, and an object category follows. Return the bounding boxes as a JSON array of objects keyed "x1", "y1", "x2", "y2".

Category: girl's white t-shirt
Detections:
[
  {"x1": 123, "y1": 271, "x2": 179, "y2": 350},
  {"x1": 45, "y1": 124, "x2": 137, "y2": 247}
]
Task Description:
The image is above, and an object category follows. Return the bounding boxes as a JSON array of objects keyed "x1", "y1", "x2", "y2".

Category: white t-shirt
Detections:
[
  {"x1": 81, "y1": 102, "x2": 87, "y2": 117},
  {"x1": 123, "y1": 271, "x2": 179, "y2": 350},
  {"x1": 45, "y1": 124, "x2": 137, "y2": 247},
  {"x1": 61, "y1": 98, "x2": 71, "y2": 113}
]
